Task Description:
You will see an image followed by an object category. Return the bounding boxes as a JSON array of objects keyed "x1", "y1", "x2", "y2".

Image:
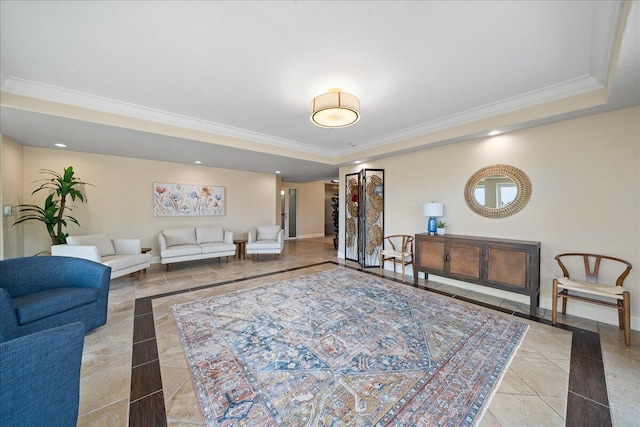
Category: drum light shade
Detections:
[
  {"x1": 310, "y1": 88, "x2": 360, "y2": 128},
  {"x1": 423, "y1": 203, "x2": 443, "y2": 217}
]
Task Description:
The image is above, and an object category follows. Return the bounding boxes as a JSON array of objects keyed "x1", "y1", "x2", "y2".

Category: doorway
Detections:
[{"x1": 280, "y1": 187, "x2": 298, "y2": 239}]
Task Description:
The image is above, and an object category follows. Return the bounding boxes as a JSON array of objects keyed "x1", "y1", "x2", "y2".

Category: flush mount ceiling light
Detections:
[{"x1": 310, "y1": 88, "x2": 360, "y2": 128}]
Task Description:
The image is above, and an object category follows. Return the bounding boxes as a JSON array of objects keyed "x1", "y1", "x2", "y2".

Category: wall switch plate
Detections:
[{"x1": 3, "y1": 205, "x2": 12, "y2": 217}]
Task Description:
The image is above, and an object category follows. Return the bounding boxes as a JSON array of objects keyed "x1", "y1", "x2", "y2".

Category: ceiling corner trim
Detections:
[
  {"x1": 603, "y1": 1, "x2": 633, "y2": 89},
  {"x1": 591, "y1": 0, "x2": 628, "y2": 86}
]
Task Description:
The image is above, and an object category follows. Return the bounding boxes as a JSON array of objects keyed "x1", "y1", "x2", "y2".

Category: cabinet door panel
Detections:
[
  {"x1": 448, "y1": 244, "x2": 481, "y2": 280},
  {"x1": 486, "y1": 248, "x2": 527, "y2": 288},
  {"x1": 418, "y1": 241, "x2": 445, "y2": 273}
]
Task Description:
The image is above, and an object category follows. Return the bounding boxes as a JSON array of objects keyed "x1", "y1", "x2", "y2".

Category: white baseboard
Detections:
[{"x1": 296, "y1": 233, "x2": 326, "y2": 239}]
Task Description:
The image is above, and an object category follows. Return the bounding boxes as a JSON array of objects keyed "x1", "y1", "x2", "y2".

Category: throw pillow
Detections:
[
  {"x1": 257, "y1": 226, "x2": 281, "y2": 241},
  {"x1": 67, "y1": 234, "x2": 116, "y2": 257},
  {"x1": 163, "y1": 228, "x2": 196, "y2": 247},
  {"x1": 196, "y1": 226, "x2": 224, "y2": 244}
]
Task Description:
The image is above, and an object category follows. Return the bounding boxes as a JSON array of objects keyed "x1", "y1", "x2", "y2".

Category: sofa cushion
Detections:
[
  {"x1": 196, "y1": 226, "x2": 224, "y2": 244},
  {"x1": 163, "y1": 228, "x2": 196, "y2": 247},
  {"x1": 200, "y1": 242, "x2": 236, "y2": 254},
  {"x1": 246, "y1": 240, "x2": 282, "y2": 250},
  {"x1": 257, "y1": 226, "x2": 281, "y2": 241},
  {"x1": 161, "y1": 244, "x2": 202, "y2": 258},
  {"x1": 67, "y1": 234, "x2": 115, "y2": 257},
  {"x1": 101, "y1": 253, "x2": 151, "y2": 271},
  {"x1": 12, "y1": 287, "x2": 99, "y2": 325}
]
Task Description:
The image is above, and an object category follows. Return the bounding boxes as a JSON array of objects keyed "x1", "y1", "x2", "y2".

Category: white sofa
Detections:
[
  {"x1": 158, "y1": 226, "x2": 235, "y2": 271},
  {"x1": 51, "y1": 234, "x2": 151, "y2": 279},
  {"x1": 246, "y1": 226, "x2": 284, "y2": 260}
]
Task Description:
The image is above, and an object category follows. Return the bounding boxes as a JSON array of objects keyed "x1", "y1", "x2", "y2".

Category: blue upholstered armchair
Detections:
[
  {"x1": 0, "y1": 256, "x2": 111, "y2": 342},
  {"x1": 1, "y1": 322, "x2": 85, "y2": 426}
]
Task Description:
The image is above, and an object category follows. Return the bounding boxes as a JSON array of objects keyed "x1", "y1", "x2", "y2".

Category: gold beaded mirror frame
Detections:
[{"x1": 464, "y1": 164, "x2": 532, "y2": 219}]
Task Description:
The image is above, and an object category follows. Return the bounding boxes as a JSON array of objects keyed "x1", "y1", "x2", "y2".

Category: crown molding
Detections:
[
  {"x1": 346, "y1": 75, "x2": 604, "y2": 155},
  {"x1": 1, "y1": 73, "x2": 605, "y2": 162},
  {"x1": 0, "y1": 76, "x2": 332, "y2": 158}
]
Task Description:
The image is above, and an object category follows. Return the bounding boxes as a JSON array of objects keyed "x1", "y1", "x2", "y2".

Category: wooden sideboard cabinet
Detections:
[{"x1": 414, "y1": 233, "x2": 541, "y2": 315}]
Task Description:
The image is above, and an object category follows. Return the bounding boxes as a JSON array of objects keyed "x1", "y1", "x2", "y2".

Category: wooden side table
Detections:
[
  {"x1": 233, "y1": 239, "x2": 247, "y2": 259},
  {"x1": 140, "y1": 247, "x2": 152, "y2": 273},
  {"x1": 130, "y1": 247, "x2": 151, "y2": 277}
]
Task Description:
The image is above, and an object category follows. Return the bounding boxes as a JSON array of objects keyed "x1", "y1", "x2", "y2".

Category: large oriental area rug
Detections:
[{"x1": 172, "y1": 268, "x2": 528, "y2": 426}]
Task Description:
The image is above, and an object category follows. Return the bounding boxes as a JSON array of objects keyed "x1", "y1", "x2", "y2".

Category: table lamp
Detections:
[{"x1": 423, "y1": 202, "x2": 443, "y2": 235}]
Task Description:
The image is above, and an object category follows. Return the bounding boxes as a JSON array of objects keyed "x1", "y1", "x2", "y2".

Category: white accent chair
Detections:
[
  {"x1": 51, "y1": 234, "x2": 151, "y2": 279},
  {"x1": 246, "y1": 226, "x2": 284, "y2": 260}
]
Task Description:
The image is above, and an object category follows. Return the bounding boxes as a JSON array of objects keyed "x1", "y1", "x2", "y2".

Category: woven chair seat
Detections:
[
  {"x1": 556, "y1": 277, "x2": 627, "y2": 300},
  {"x1": 381, "y1": 249, "x2": 412, "y2": 259}
]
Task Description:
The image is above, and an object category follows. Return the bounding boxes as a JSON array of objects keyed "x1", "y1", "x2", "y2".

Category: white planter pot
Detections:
[{"x1": 436, "y1": 228, "x2": 446, "y2": 235}]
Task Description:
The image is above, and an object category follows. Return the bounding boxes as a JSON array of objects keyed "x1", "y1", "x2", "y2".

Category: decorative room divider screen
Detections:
[{"x1": 344, "y1": 169, "x2": 384, "y2": 268}]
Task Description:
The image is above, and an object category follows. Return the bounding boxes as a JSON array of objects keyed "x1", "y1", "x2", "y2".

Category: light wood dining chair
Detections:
[
  {"x1": 552, "y1": 253, "x2": 632, "y2": 345},
  {"x1": 379, "y1": 235, "x2": 414, "y2": 283}
]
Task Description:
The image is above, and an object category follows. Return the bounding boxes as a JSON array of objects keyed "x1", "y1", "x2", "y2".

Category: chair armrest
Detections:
[
  {"x1": 0, "y1": 322, "x2": 85, "y2": 425},
  {"x1": 158, "y1": 234, "x2": 168, "y2": 251},
  {"x1": 248, "y1": 229, "x2": 257, "y2": 243},
  {"x1": 51, "y1": 245, "x2": 101, "y2": 263},
  {"x1": 277, "y1": 229, "x2": 284, "y2": 244},
  {"x1": 112, "y1": 239, "x2": 141, "y2": 255},
  {"x1": 224, "y1": 231, "x2": 234, "y2": 244},
  {"x1": 0, "y1": 288, "x2": 20, "y2": 342},
  {"x1": 0, "y1": 257, "x2": 110, "y2": 297}
]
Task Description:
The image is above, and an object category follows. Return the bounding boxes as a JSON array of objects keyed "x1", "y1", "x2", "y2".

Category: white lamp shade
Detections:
[
  {"x1": 310, "y1": 90, "x2": 360, "y2": 128},
  {"x1": 423, "y1": 202, "x2": 443, "y2": 217}
]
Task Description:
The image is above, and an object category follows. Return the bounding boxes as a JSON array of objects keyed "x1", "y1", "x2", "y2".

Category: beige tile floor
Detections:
[{"x1": 76, "y1": 237, "x2": 640, "y2": 426}]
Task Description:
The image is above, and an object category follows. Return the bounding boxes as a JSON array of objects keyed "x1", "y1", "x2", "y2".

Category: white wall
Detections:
[
  {"x1": 280, "y1": 181, "x2": 326, "y2": 238},
  {"x1": 1, "y1": 135, "x2": 24, "y2": 259},
  {"x1": 340, "y1": 106, "x2": 640, "y2": 329},
  {"x1": 18, "y1": 147, "x2": 278, "y2": 260}
]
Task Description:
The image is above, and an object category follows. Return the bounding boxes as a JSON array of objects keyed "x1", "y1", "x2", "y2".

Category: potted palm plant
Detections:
[{"x1": 13, "y1": 166, "x2": 92, "y2": 245}]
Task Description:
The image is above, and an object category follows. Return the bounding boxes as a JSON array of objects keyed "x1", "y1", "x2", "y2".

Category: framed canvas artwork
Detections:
[{"x1": 153, "y1": 183, "x2": 225, "y2": 216}]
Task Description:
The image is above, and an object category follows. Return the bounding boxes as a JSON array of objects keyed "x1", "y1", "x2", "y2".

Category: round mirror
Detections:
[
  {"x1": 464, "y1": 164, "x2": 532, "y2": 218},
  {"x1": 473, "y1": 174, "x2": 517, "y2": 208}
]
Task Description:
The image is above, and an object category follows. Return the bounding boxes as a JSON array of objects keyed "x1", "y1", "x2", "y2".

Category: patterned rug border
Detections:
[{"x1": 172, "y1": 267, "x2": 529, "y2": 426}]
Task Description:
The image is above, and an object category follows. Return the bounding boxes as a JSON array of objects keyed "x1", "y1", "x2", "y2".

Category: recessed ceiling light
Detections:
[
  {"x1": 275, "y1": 171, "x2": 281, "y2": 174},
  {"x1": 355, "y1": 160, "x2": 362, "y2": 164},
  {"x1": 54, "y1": 143, "x2": 67, "y2": 148},
  {"x1": 194, "y1": 160, "x2": 202, "y2": 164},
  {"x1": 486, "y1": 130, "x2": 501, "y2": 136}
]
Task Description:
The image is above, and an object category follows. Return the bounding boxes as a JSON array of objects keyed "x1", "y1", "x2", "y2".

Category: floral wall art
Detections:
[{"x1": 153, "y1": 183, "x2": 225, "y2": 216}]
